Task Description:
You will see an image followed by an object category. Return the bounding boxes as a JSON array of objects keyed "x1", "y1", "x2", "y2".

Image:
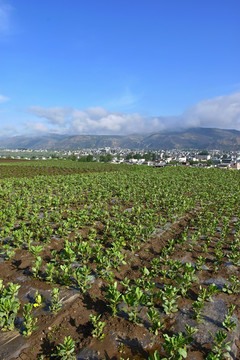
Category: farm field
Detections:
[{"x1": 0, "y1": 161, "x2": 239, "y2": 359}]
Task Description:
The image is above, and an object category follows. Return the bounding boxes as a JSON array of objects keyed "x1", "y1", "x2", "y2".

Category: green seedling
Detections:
[
  {"x1": 195, "y1": 256, "x2": 206, "y2": 271},
  {"x1": 120, "y1": 277, "x2": 131, "y2": 290},
  {"x1": 59, "y1": 264, "x2": 72, "y2": 285},
  {"x1": 50, "y1": 287, "x2": 62, "y2": 314},
  {"x1": 106, "y1": 244, "x2": 127, "y2": 269},
  {"x1": 2, "y1": 244, "x2": 15, "y2": 260},
  {"x1": 205, "y1": 353, "x2": 220, "y2": 360},
  {"x1": 162, "y1": 332, "x2": 189, "y2": 360},
  {"x1": 73, "y1": 265, "x2": 92, "y2": 293},
  {"x1": 192, "y1": 300, "x2": 204, "y2": 323},
  {"x1": 77, "y1": 241, "x2": 92, "y2": 264},
  {"x1": 22, "y1": 303, "x2": 38, "y2": 337},
  {"x1": 161, "y1": 285, "x2": 179, "y2": 315},
  {"x1": 207, "y1": 283, "x2": 220, "y2": 301},
  {"x1": 184, "y1": 324, "x2": 198, "y2": 342},
  {"x1": 45, "y1": 262, "x2": 55, "y2": 283},
  {"x1": 105, "y1": 281, "x2": 122, "y2": 317},
  {"x1": 147, "y1": 307, "x2": 165, "y2": 335},
  {"x1": 208, "y1": 330, "x2": 231, "y2": 359},
  {"x1": 0, "y1": 283, "x2": 21, "y2": 331},
  {"x1": 148, "y1": 350, "x2": 161, "y2": 360},
  {"x1": 29, "y1": 245, "x2": 44, "y2": 258},
  {"x1": 60, "y1": 240, "x2": 77, "y2": 264},
  {"x1": 223, "y1": 275, "x2": 240, "y2": 294},
  {"x1": 52, "y1": 336, "x2": 76, "y2": 360},
  {"x1": 32, "y1": 256, "x2": 42, "y2": 278},
  {"x1": 197, "y1": 284, "x2": 219, "y2": 303},
  {"x1": 222, "y1": 304, "x2": 237, "y2": 331},
  {"x1": 177, "y1": 263, "x2": 197, "y2": 298},
  {"x1": 89, "y1": 314, "x2": 105, "y2": 340},
  {"x1": 122, "y1": 286, "x2": 147, "y2": 324}
]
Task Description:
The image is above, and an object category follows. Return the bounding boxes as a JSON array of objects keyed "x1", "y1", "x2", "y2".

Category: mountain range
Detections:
[{"x1": 1, "y1": 128, "x2": 240, "y2": 150}]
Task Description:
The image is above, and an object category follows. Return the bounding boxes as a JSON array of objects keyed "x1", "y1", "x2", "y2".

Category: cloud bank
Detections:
[
  {"x1": 183, "y1": 92, "x2": 240, "y2": 130},
  {"x1": 0, "y1": 94, "x2": 9, "y2": 103},
  {"x1": 20, "y1": 91, "x2": 240, "y2": 136},
  {"x1": 24, "y1": 106, "x2": 167, "y2": 135}
]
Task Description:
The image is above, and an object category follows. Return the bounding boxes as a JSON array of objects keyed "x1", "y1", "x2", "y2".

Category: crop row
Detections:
[{"x1": 0, "y1": 166, "x2": 239, "y2": 359}]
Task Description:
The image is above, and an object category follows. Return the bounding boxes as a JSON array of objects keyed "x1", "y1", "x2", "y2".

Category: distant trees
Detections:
[
  {"x1": 198, "y1": 150, "x2": 209, "y2": 155},
  {"x1": 78, "y1": 155, "x2": 94, "y2": 162},
  {"x1": 99, "y1": 154, "x2": 112, "y2": 162},
  {"x1": 125, "y1": 152, "x2": 157, "y2": 161}
]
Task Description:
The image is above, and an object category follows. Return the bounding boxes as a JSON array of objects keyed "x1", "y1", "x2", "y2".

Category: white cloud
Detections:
[
  {"x1": 27, "y1": 106, "x2": 72, "y2": 125},
  {"x1": 24, "y1": 122, "x2": 48, "y2": 133},
  {"x1": 1, "y1": 125, "x2": 16, "y2": 136},
  {"x1": 0, "y1": 1, "x2": 13, "y2": 36},
  {"x1": 0, "y1": 94, "x2": 9, "y2": 103},
  {"x1": 183, "y1": 92, "x2": 240, "y2": 130},
  {"x1": 23, "y1": 91, "x2": 240, "y2": 135},
  {"x1": 25, "y1": 106, "x2": 168, "y2": 135}
]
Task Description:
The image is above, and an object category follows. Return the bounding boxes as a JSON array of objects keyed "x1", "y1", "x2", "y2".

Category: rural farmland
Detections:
[{"x1": 0, "y1": 160, "x2": 239, "y2": 359}]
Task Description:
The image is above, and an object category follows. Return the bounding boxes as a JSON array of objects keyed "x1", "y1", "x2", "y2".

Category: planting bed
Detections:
[{"x1": 0, "y1": 163, "x2": 239, "y2": 359}]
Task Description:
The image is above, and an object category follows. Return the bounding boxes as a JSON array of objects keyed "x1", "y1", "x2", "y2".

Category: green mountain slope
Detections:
[{"x1": 0, "y1": 128, "x2": 240, "y2": 150}]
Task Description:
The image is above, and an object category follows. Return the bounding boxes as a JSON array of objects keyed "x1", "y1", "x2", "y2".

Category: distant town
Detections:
[{"x1": 1, "y1": 147, "x2": 240, "y2": 170}]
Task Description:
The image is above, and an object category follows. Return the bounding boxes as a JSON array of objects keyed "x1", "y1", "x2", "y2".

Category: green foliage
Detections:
[
  {"x1": 52, "y1": 336, "x2": 76, "y2": 359},
  {"x1": 73, "y1": 265, "x2": 92, "y2": 293},
  {"x1": 50, "y1": 288, "x2": 62, "y2": 314},
  {"x1": 22, "y1": 303, "x2": 38, "y2": 337},
  {"x1": 0, "y1": 282, "x2": 21, "y2": 331},
  {"x1": 105, "y1": 281, "x2": 122, "y2": 317},
  {"x1": 148, "y1": 350, "x2": 160, "y2": 360},
  {"x1": 222, "y1": 305, "x2": 237, "y2": 331},
  {"x1": 122, "y1": 286, "x2": 147, "y2": 324},
  {"x1": 89, "y1": 314, "x2": 105, "y2": 340},
  {"x1": 162, "y1": 332, "x2": 190, "y2": 360},
  {"x1": 160, "y1": 285, "x2": 179, "y2": 315},
  {"x1": 147, "y1": 307, "x2": 165, "y2": 335},
  {"x1": 207, "y1": 330, "x2": 231, "y2": 359}
]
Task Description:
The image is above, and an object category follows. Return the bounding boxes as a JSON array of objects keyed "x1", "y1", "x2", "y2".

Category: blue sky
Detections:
[{"x1": 0, "y1": 0, "x2": 240, "y2": 136}]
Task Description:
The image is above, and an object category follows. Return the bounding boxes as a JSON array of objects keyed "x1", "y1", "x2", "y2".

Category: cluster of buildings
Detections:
[
  {"x1": 1, "y1": 148, "x2": 240, "y2": 169},
  {"x1": 112, "y1": 149, "x2": 240, "y2": 169}
]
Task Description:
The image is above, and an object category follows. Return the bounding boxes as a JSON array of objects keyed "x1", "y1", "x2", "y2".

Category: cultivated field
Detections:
[{"x1": 0, "y1": 161, "x2": 239, "y2": 359}]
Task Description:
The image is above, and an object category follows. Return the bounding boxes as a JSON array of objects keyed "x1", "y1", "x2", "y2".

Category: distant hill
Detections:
[{"x1": 1, "y1": 128, "x2": 240, "y2": 150}]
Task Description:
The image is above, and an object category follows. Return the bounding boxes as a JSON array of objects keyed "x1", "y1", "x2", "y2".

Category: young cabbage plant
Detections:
[
  {"x1": 192, "y1": 300, "x2": 204, "y2": 323},
  {"x1": 222, "y1": 304, "x2": 237, "y2": 332},
  {"x1": 29, "y1": 244, "x2": 44, "y2": 258},
  {"x1": 49, "y1": 287, "x2": 62, "y2": 314},
  {"x1": 73, "y1": 265, "x2": 92, "y2": 293},
  {"x1": 0, "y1": 282, "x2": 21, "y2": 331},
  {"x1": 160, "y1": 285, "x2": 179, "y2": 315},
  {"x1": 223, "y1": 275, "x2": 240, "y2": 294},
  {"x1": 162, "y1": 332, "x2": 190, "y2": 360},
  {"x1": 207, "y1": 330, "x2": 231, "y2": 360},
  {"x1": 89, "y1": 314, "x2": 106, "y2": 341},
  {"x1": 52, "y1": 336, "x2": 76, "y2": 360},
  {"x1": 45, "y1": 262, "x2": 56, "y2": 284},
  {"x1": 105, "y1": 281, "x2": 122, "y2": 317},
  {"x1": 32, "y1": 256, "x2": 42, "y2": 279},
  {"x1": 122, "y1": 286, "x2": 147, "y2": 324},
  {"x1": 147, "y1": 307, "x2": 165, "y2": 335},
  {"x1": 195, "y1": 256, "x2": 206, "y2": 271},
  {"x1": 22, "y1": 303, "x2": 38, "y2": 337},
  {"x1": 59, "y1": 264, "x2": 72, "y2": 285},
  {"x1": 148, "y1": 350, "x2": 161, "y2": 360},
  {"x1": 177, "y1": 263, "x2": 197, "y2": 298}
]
